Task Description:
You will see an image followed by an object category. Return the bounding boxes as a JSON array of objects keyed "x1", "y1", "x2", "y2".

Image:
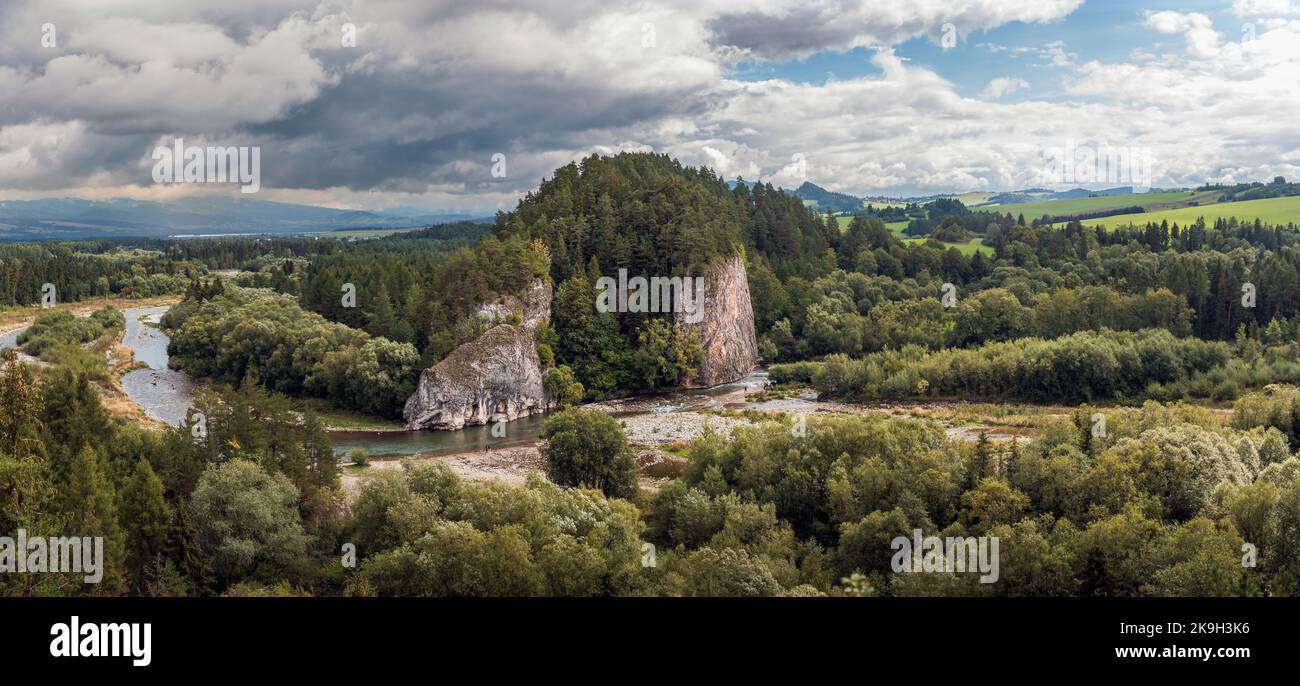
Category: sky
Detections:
[{"x1": 1, "y1": 0, "x2": 1299, "y2": 213}]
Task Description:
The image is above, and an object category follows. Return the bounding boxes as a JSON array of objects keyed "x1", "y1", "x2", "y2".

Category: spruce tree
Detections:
[
  {"x1": 119, "y1": 458, "x2": 170, "y2": 594},
  {"x1": 65, "y1": 446, "x2": 127, "y2": 594}
]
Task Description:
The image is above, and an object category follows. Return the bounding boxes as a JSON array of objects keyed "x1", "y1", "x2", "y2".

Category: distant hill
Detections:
[
  {"x1": 0, "y1": 197, "x2": 490, "y2": 241},
  {"x1": 1048, "y1": 186, "x2": 1136, "y2": 200},
  {"x1": 989, "y1": 187, "x2": 1140, "y2": 205},
  {"x1": 793, "y1": 182, "x2": 864, "y2": 214},
  {"x1": 986, "y1": 193, "x2": 1038, "y2": 205}
]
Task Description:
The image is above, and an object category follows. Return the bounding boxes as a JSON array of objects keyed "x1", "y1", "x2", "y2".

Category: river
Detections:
[
  {"x1": 3, "y1": 305, "x2": 1013, "y2": 457},
  {"x1": 119, "y1": 306, "x2": 196, "y2": 427},
  {"x1": 100, "y1": 305, "x2": 783, "y2": 457}
]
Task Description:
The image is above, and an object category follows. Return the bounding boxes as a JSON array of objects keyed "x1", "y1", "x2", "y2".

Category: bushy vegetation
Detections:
[
  {"x1": 166, "y1": 286, "x2": 419, "y2": 418},
  {"x1": 540, "y1": 409, "x2": 638, "y2": 498},
  {"x1": 777, "y1": 328, "x2": 1300, "y2": 405},
  {"x1": 17, "y1": 307, "x2": 123, "y2": 357},
  {"x1": 12, "y1": 340, "x2": 1300, "y2": 596}
]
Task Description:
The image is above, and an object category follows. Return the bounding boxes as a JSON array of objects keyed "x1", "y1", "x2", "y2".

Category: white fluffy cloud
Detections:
[
  {"x1": 2, "y1": 0, "x2": 1299, "y2": 208},
  {"x1": 1145, "y1": 11, "x2": 1222, "y2": 58},
  {"x1": 982, "y1": 77, "x2": 1030, "y2": 98},
  {"x1": 1234, "y1": 0, "x2": 1300, "y2": 17}
]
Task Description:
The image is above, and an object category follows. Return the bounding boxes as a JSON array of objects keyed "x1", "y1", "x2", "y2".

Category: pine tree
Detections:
[
  {"x1": 165, "y1": 502, "x2": 212, "y2": 596},
  {"x1": 0, "y1": 349, "x2": 43, "y2": 458},
  {"x1": 298, "y1": 411, "x2": 339, "y2": 528},
  {"x1": 971, "y1": 432, "x2": 992, "y2": 488},
  {"x1": 119, "y1": 458, "x2": 170, "y2": 594},
  {"x1": 65, "y1": 446, "x2": 126, "y2": 594},
  {"x1": 39, "y1": 368, "x2": 110, "y2": 490},
  {"x1": 367, "y1": 280, "x2": 397, "y2": 339}
]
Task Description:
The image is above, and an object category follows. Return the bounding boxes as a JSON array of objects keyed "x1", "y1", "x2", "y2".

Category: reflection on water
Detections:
[
  {"x1": 120, "y1": 306, "x2": 194, "y2": 426},
  {"x1": 122, "y1": 368, "x2": 195, "y2": 427},
  {"x1": 330, "y1": 413, "x2": 550, "y2": 457},
  {"x1": 0, "y1": 327, "x2": 21, "y2": 351},
  {"x1": 124, "y1": 306, "x2": 171, "y2": 369}
]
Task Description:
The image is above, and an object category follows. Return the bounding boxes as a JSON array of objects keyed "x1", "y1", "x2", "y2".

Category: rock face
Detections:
[
  {"x1": 403, "y1": 279, "x2": 550, "y2": 431},
  {"x1": 676, "y1": 252, "x2": 758, "y2": 388},
  {"x1": 473, "y1": 278, "x2": 552, "y2": 330}
]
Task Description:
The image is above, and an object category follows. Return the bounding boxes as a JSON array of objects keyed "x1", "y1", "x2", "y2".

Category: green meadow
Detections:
[
  {"x1": 985, "y1": 191, "x2": 1197, "y2": 218},
  {"x1": 1071, "y1": 195, "x2": 1300, "y2": 229},
  {"x1": 833, "y1": 215, "x2": 991, "y2": 255}
]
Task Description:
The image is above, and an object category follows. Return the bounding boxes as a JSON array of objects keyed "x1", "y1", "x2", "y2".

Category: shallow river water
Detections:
[
  {"x1": 105, "y1": 305, "x2": 781, "y2": 456},
  {"x1": 118, "y1": 306, "x2": 196, "y2": 427},
  {"x1": 5, "y1": 306, "x2": 1006, "y2": 456}
]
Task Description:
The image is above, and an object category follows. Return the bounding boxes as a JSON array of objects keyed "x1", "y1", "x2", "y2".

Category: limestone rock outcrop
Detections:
[
  {"x1": 403, "y1": 279, "x2": 550, "y2": 430},
  {"x1": 676, "y1": 252, "x2": 758, "y2": 388}
]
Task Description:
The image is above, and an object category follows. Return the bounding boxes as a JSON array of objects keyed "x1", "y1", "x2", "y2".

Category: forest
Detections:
[{"x1": 5, "y1": 354, "x2": 1298, "y2": 596}]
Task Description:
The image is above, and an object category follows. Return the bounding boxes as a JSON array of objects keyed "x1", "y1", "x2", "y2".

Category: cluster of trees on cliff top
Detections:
[{"x1": 217, "y1": 152, "x2": 841, "y2": 400}]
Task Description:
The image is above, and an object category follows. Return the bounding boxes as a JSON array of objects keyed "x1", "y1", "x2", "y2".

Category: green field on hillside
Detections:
[
  {"x1": 986, "y1": 191, "x2": 1197, "y2": 218},
  {"x1": 833, "y1": 215, "x2": 991, "y2": 255},
  {"x1": 904, "y1": 236, "x2": 992, "y2": 256},
  {"x1": 949, "y1": 192, "x2": 998, "y2": 206},
  {"x1": 324, "y1": 227, "x2": 422, "y2": 239},
  {"x1": 835, "y1": 216, "x2": 908, "y2": 234},
  {"x1": 1070, "y1": 195, "x2": 1300, "y2": 229}
]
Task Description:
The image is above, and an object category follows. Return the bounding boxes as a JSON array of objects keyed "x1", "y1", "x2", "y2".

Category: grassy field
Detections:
[
  {"x1": 984, "y1": 191, "x2": 1199, "y2": 218},
  {"x1": 322, "y1": 227, "x2": 422, "y2": 239},
  {"x1": 0, "y1": 294, "x2": 183, "y2": 333},
  {"x1": 284, "y1": 397, "x2": 407, "y2": 431},
  {"x1": 834, "y1": 215, "x2": 992, "y2": 255},
  {"x1": 948, "y1": 191, "x2": 999, "y2": 206},
  {"x1": 903, "y1": 236, "x2": 991, "y2": 256},
  {"x1": 834, "y1": 216, "x2": 909, "y2": 234},
  {"x1": 1069, "y1": 195, "x2": 1300, "y2": 229}
]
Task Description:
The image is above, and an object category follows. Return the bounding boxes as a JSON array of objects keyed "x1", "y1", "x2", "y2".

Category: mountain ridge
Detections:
[{"x1": 0, "y1": 196, "x2": 490, "y2": 241}]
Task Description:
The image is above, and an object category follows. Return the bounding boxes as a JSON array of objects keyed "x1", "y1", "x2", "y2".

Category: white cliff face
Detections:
[
  {"x1": 402, "y1": 324, "x2": 545, "y2": 430},
  {"x1": 474, "y1": 278, "x2": 552, "y2": 329},
  {"x1": 403, "y1": 279, "x2": 551, "y2": 431},
  {"x1": 675, "y1": 252, "x2": 758, "y2": 388}
]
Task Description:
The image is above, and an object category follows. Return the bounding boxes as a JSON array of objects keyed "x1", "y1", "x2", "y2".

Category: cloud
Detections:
[
  {"x1": 704, "y1": 0, "x2": 1082, "y2": 60},
  {"x1": 1040, "y1": 40, "x2": 1075, "y2": 66},
  {"x1": 1144, "y1": 11, "x2": 1221, "y2": 58},
  {"x1": 982, "y1": 77, "x2": 1029, "y2": 98},
  {"x1": 1234, "y1": 0, "x2": 1300, "y2": 17},
  {"x1": 1, "y1": 0, "x2": 1299, "y2": 209}
]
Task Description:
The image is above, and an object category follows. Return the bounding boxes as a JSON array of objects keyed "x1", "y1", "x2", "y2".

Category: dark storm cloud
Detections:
[{"x1": 0, "y1": 0, "x2": 727, "y2": 204}]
